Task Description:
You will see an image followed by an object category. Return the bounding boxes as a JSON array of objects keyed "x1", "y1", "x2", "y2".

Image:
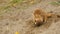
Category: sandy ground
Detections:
[{"x1": 0, "y1": 0, "x2": 60, "y2": 34}]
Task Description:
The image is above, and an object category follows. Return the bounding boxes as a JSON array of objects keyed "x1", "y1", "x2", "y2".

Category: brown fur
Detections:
[{"x1": 33, "y1": 8, "x2": 53, "y2": 26}]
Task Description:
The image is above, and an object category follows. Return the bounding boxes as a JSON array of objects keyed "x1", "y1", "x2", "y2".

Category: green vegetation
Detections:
[
  {"x1": 10, "y1": 0, "x2": 24, "y2": 3},
  {"x1": 1, "y1": 0, "x2": 24, "y2": 10},
  {"x1": 0, "y1": 0, "x2": 24, "y2": 15},
  {"x1": 50, "y1": 1, "x2": 60, "y2": 6}
]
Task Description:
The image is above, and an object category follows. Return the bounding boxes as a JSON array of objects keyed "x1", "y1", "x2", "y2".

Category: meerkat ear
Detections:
[{"x1": 56, "y1": 15, "x2": 60, "y2": 18}]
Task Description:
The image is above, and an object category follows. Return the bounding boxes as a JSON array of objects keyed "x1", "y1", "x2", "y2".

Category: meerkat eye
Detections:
[
  {"x1": 35, "y1": 20, "x2": 36, "y2": 22},
  {"x1": 47, "y1": 16, "x2": 52, "y2": 18}
]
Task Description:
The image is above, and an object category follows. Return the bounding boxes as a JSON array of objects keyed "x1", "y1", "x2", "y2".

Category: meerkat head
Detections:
[{"x1": 33, "y1": 9, "x2": 44, "y2": 26}]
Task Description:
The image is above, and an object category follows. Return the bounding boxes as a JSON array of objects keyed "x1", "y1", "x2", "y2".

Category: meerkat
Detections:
[{"x1": 33, "y1": 8, "x2": 53, "y2": 26}]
